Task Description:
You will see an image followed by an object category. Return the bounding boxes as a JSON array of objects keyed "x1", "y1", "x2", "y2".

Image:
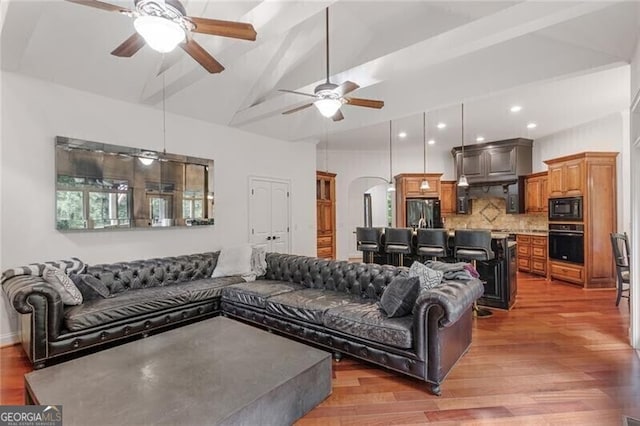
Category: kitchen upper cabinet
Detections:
[
  {"x1": 395, "y1": 174, "x2": 440, "y2": 198},
  {"x1": 452, "y1": 138, "x2": 532, "y2": 185},
  {"x1": 525, "y1": 171, "x2": 548, "y2": 213},
  {"x1": 546, "y1": 159, "x2": 584, "y2": 197},
  {"x1": 440, "y1": 181, "x2": 457, "y2": 215}
]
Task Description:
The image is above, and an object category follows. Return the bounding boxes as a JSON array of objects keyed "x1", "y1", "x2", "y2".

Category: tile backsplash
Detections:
[{"x1": 443, "y1": 198, "x2": 547, "y2": 231}]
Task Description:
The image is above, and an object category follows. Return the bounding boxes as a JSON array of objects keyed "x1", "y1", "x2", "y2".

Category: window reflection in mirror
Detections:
[{"x1": 55, "y1": 136, "x2": 214, "y2": 231}]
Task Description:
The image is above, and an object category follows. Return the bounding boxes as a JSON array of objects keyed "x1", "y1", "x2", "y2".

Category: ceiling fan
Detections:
[
  {"x1": 279, "y1": 8, "x2": 384, "y2": 121},
  {"x1": 66, "y1": 0, "x2": 257, "y2": 74}
]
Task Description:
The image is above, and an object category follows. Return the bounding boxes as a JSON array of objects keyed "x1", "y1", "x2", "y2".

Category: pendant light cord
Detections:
[
  {"x1": 325, "y1": 8, "x2": 330, "y2": 83},
  {"x1": 461, "y1": 103, "x2": 464, "y2": 171},
  {"x1": 162, "y1": 72, "x2": 167, "y2": 155},
  {"x1": 389, "y1": 121, "x2": 393, "y2": 183},
  {"x1": 423, "y1": 112, "x2": 427, "y2": 174}
]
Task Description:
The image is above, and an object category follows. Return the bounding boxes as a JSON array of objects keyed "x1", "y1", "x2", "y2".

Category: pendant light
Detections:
[
  {"x1": 387, "y1": 121, "x2": 396, "y2": 192},
  {"x1": 420, "y1": 112, "x2": 430, "y2": 190},
  {"x1": 458, "y1": 103, "x2": 469, "y2": 187}
]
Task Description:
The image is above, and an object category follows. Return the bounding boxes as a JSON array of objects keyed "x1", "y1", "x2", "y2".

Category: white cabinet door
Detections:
[{"x1": 249, "y1": 178, "x2": 290, "y2": 253}]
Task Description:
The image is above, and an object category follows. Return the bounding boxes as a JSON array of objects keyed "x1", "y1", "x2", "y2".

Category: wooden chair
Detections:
[{"x1": 610, "y1": 233, "x2": 630, "y2": 307}]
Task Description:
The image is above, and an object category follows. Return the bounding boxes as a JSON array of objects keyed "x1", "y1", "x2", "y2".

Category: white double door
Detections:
[{"x1": 249, "y1": 177, "x2": 290, "y2": 253}]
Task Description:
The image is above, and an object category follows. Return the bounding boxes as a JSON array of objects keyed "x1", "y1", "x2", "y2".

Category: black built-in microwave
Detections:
[{"x1": 548, "y1": 196, "x2": 583, "y2": 221}]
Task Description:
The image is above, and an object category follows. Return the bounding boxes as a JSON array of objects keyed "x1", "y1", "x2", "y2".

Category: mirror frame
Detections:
[{"x1": 55, "y1": 136, "x2": 214, "y2": 231}]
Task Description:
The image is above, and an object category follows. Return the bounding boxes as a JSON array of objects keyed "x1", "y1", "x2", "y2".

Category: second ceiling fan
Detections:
[{"x1": 279, "y1": 8, "x2": 384, "y2": 121}]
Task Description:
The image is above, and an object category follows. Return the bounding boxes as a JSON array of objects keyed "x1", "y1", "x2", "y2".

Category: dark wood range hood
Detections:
[{"x1": 451, "y1": 138, "x2": 533, "y2": 214}]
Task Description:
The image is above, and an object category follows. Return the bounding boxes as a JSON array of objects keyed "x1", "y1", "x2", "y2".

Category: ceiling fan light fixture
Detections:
[
  {"x1": 314, "y1": 98, "x2": 343, "y2": 118},
  {"x1": 134, "y1": 15, "x2": 186, "y2": 53}
]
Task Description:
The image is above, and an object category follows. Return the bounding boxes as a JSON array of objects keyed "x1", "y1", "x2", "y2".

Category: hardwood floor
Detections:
[{"x1": 1, "y1": 273, "x2": 638, "y2": 425}]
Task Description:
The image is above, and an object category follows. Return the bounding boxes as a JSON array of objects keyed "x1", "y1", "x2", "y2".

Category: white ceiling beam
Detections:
[
  {"x1": 239, "y1": 34, "x2": 627, "y2": 141},
  {"x1": 229, "y1": 0, "x2": 619, "y2": 128}
]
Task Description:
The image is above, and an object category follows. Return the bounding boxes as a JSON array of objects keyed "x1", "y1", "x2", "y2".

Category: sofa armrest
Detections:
[
  {"x1": 414, "y1": 279, "x2": 484, "y2": 327},
  {"x1": 2, "y1": 275, "x2": 64, "y2": 339},
  {"x1": 411, "y1": 279, "x2": 483, "y2": 360}
]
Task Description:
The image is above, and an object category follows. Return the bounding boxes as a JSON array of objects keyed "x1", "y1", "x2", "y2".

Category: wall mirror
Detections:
[{"x1": 55, "y1": 136, "x2": 214, "y2": 231}]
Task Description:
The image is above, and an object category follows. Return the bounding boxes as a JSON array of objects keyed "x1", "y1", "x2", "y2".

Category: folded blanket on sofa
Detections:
[
  {"x1": 424, "y1": 260, "x2": 478, "y2": 281},
  {"x1": 1, "y1": 258, "x2": 86, "y2": 284}
]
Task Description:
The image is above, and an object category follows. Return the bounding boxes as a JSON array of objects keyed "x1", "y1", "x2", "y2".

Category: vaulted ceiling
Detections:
[{"x1": 1, "y1": 1, "x2": 638, "y2": 147}]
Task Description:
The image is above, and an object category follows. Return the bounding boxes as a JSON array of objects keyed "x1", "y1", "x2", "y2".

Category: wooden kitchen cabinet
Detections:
[
  {"x1": 517, "y1": 234, "x2": 548, "y2": 277},
  {"x1": 440, "y1": 181, "x2": 457, "y2": 215},
  {"x1": 451, "y1": 138, "x2": 532, "y2": 185},
  {"x1": 525, "y1": 171, "x2": 548, "y2": 213},
  {"x1": 544, "y1": 152, "x2": 618, "y2": 288},
  {"x1": 547, "y1": 159, "x2": 584, "y2": 197},
  {"x1": 316, "y1": 171, "x2": 336, "y2": 259}
]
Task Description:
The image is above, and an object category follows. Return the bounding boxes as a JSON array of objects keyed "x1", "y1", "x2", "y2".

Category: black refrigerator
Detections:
[{"x1": 406, "y1": 198, "x2": 443, "y2": 228}]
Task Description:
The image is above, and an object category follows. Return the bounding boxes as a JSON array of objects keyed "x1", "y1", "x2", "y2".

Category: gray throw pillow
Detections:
[
  {"x1": 379, "y1": 276, "x2": 420, "y2": 318},
  {"x1": 409, "y1": 261, "x2": 444, "y2": 290},
  {"x1": 42, "y1": 266, "x2": 83, "y2": 305},
  {"x1": 71, "y1": 274, "x2": 110, "y2": 301}
]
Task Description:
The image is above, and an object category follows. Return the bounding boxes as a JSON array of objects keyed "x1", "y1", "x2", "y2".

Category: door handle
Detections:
[
  {"x1": 272, "y1": 236, "x2": 279, "y2": 240},
  {"x1": 266, "y1": 236, "x2": 272, "y2": 240}
]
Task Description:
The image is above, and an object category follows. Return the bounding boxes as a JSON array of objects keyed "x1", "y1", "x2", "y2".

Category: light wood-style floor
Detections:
[{"x1": 1, "y1": 273, "x2": 638, "y2": 425}]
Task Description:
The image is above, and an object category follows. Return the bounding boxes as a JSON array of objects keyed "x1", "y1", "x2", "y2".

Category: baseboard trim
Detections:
[{"x1": 0, "y1": 332, "x2": 19, "y2": 348}]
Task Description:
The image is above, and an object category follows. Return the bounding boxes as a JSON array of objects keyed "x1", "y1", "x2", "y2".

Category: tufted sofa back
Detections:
[
  {"x1": 85, "y1": 252, "x2": 220, "y2": 295},
  {"x1": 264, "y1": 253, "x2": 408, "y2": 301}
]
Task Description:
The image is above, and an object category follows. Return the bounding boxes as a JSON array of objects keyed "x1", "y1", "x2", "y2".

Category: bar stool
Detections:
[
  {"x1": 454, "y1": 229, "x2": 495, "y2": 318},
  {"x1": 384, "y1": 228, "x2": 413, "y2": 267},
  {"x1": 416, "y1": 229, "x2": 449, "y2": 261},
  {"x1": 356, "y1": 227, "x2": 382, "y2": 264}
]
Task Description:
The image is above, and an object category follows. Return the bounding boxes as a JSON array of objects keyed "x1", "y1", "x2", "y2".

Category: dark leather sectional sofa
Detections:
[{"x1": 2, "y1": 251, "x2": 483, "y2": 395}]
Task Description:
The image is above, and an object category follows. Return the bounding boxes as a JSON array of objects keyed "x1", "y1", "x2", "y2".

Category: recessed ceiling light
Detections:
[
  {"x1": 527, "y1": 122, "x2": 537, "y2": 129},
  {"x1": 437, "y1": 122, "x2": 446, "y2": 129},
  {"x1": 428, "y1": 139, "x2": 436, "y2": 145},
  {"x1": 476, "y1": 136, "x2": 485, "y2": 142},
  {"x1": 510, "y1": 105, "x2": 522, "y2": 113},
  {"x1": 398, "y1": 131, "x2": 407, "y2": 138}
]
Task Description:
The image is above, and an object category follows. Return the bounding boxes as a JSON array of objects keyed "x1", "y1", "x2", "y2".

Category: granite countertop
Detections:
[{"x1": 448, "y1": 229, "x2": 548, "y2": 237}]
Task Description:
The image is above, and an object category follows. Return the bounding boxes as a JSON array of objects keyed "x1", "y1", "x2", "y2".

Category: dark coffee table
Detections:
[{"x1": 25, "y1": 317, "x2": 331, "y2": 425}]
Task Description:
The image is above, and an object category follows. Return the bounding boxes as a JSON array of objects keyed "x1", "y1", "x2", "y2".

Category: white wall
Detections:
[
  {"x1": 532, "y1": 112, "x2": 630, "y2": 236},
  {"x1": 0, "y1": 71, "x2": 316, "y2": 345}
]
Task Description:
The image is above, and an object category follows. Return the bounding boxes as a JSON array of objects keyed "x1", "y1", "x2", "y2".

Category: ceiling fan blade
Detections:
[
  {"x1": 345, "y1": 97, "x2": 384, "y2": 109},
  {"x1": 278, "y1": 89, "x2": 317, "y2": 98},
  {"x1": 334, "y1": 81, "x2": 360, "y2": 96},
  {"x1": 111, "y1": 33, "x2": 146, "y2": 57},
  {"x1": 282, "y1": 103, "x2": 314, "y2": 115},
  {"x1": 66, "y1": 0, "x2": 131, "y2": 13},
  {"x1": 180, "y1": 39, "x2": 225, "y2": 74},
  {"x1": 189, "y1": 17, "x2": 257, "y2": 41},
  {"x1": 332, "y1": 109, "x2": 344, "y2": 122}
]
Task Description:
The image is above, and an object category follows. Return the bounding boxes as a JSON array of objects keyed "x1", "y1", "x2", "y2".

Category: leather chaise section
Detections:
[
  {"x1": 222, "y1": 280, "x2": 304, "y2": 309},
  {"x1": 323, "y1": 301, "x2": 414, "y2": 349},
  {"x1": 265, "y1": 289, "x2": 355, "y2": 325},
  {"x1": 64, "y1": 276, "x2": 246, "y2": 331}
]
